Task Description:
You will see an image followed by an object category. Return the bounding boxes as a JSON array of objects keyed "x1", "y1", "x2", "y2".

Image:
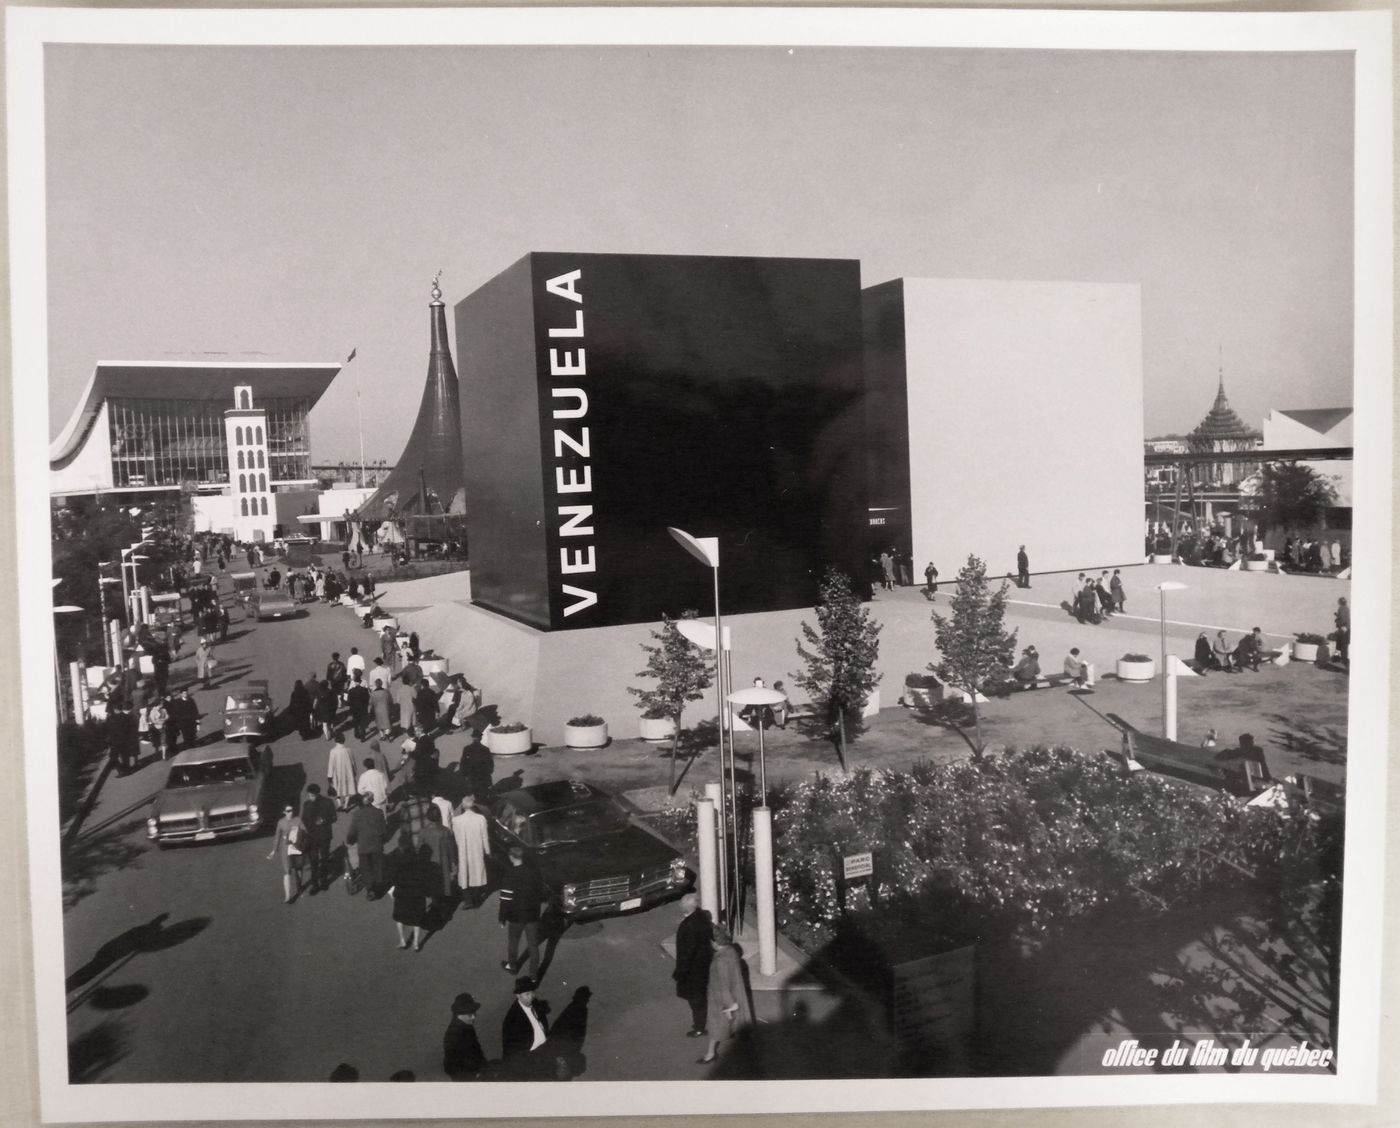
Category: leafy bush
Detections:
[
  {"x1": 492, "y1": 722, "x2": 528, "y2": 734},
  {"x1": 566, "y1": 714, "x2": 605, "y2": 727},
  {"x1": 640, "y1": 706, "x2": 671, "y2": 721},
  {"x1": 1120, "y1": 653, "x2": 1152, "y2": 663},
  {"x1": 771, "y1": 746, "x2": 1339, "y2": 962},
  {"x1": 1295, "y1": 632, "x2": 1327, "y2": 645},
  {"x1": 904, "y1": 673, "x2": 942, "y2": 688}
]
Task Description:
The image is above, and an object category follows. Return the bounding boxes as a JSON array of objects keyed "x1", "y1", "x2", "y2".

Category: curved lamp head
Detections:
[
  {"x1": 1156, "y1": 581, "x2": 1188, "y2": 593},
  {"x1": 52, "y1": 605, "x2": 85, "y2": 614},
  {"x1": 726, "y1": 688, "x2": 786, "y2": 707},
  {"x1": 676, "y1": 619, "x2": 731, "y2": 653},
  {"x1": 667, "y1": 527, "x2": 719, "y2": 570}
]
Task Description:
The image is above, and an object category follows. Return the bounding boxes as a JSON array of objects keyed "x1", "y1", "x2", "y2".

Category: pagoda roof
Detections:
[{"x1": 1190, "y1": 377, "x2": 1260, "y2": 445}]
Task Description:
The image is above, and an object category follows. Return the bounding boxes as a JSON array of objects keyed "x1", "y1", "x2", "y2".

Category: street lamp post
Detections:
[
  {"x1": 52, "y1": 605, "x2": 85, "y2": 722},
  {"x1": 667, "y1": 527, "x2": 738, "y2": 926},
  {"x1": 677, "y1": 617, "x2": 733, "y2": 923},
  {"x1": 1156, "y1": 581, "x2": 1188, "y2": 740},
  {"x1": 725, "y1": 686, "x2": 786, "y2": 978}
]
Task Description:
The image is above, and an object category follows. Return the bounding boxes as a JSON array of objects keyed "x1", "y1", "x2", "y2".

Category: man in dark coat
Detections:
[
  {"x1": 325, "y1": 652, "x2": 349, "y2": 706},
  {"x1": 413, "y1": 678, "x2": 440, "y2": 735},
  {"x1": 459, "y1": 737, "x2": 494, "y2": 800},
  {"x1": 345, "y1": 793, "x2": 388, "y2": 898},
  {"x1": 498, "y1": 846, "x2": 545, "y2": 980},
  {"x1": 346, "y1": 671, "x2": 371, "y2": 742},
  {"x1": 672, "y1": 892, "x2": 713, "y2": 1038},
  {"x1": 1016, "y1": 545, "x2": 1031, "y2": 589},
  {"x1": 169, "y1": 687, "x2": 199, "y2": 753},
  {"x1": 105, "y1": 702, "x2": 138, "y2": 775},
  {"x1": 443, "y1": 993, "x2": 489, "y2": 1080},
  {"x1": 501, "y1": 977, "x2": 551, "y2": 1079},
  {"x1": 300, "y1": 783, "x2": 338, "y2": 893}
]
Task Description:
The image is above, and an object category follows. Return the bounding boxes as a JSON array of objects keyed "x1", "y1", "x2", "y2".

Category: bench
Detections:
[{"x1": 1104, "y1": 714, "x2": 1271, "y2": 798}]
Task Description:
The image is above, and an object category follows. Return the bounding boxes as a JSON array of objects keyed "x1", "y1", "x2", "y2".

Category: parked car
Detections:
[
  {"x1": 230, "y1": 571, "x2": 259, "y2": 617},
  {"x1": 222, "y1": 680, "x2": 275, "y2": 742},
  {"x1": 255, "y1": 587, "x2": 298, "y2": 621},
  {"x1": 486, "y1": 778, "x2": 690, "y2": 919},
  {"x1": 146, "y1": 742, "x2": 271, "y2": 845}
]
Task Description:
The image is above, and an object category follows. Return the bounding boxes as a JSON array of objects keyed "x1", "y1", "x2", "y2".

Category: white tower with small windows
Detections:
[{"x1": 223, "y1": 384, "x2": 273, "y2": 541}]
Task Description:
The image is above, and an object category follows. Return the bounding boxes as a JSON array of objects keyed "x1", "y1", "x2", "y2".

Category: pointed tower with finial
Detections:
[
  {"x1": 1188, "y1": 345, "x2": 1260, "y2": 485},
  {"x1": 357, "y1": 273, "x2": 466, "y2": 519}
]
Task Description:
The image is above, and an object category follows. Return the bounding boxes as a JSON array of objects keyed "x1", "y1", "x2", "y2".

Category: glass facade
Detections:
[{"x1": 106, "y1": 396, "x2": 312, "y2": 489}]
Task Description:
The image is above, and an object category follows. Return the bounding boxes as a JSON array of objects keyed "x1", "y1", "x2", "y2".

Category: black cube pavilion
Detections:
[{"x1": 455, "y1": 251, "x2": 869, "y2": 632}]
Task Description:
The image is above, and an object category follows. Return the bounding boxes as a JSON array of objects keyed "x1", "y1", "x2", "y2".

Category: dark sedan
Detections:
[{"x1": 487, "y1": 779, "x2": 690, "y2": 919}]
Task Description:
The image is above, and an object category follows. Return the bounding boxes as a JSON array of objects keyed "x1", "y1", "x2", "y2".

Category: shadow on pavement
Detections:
[
  {"x1": 62, "y1": 815, "x2": 150, "y2": 911},
  {"x1": 1267, "y1": 712, "x2": 1347, "y2": 768},
  {"x1": 69, "y1": 1016, "x2": 128, "y2": 1083}
]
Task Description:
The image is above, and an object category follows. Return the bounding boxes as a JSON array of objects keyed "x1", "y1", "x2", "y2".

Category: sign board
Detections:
[
  {"x1": 892, "y1": 945, "x2": 976, "y2": 1075},
  {"x1": 842, "y1": 851, "x2": 873, "y2": 880}
]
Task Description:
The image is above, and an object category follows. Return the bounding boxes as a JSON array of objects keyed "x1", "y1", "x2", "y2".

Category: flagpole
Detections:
[{"x1": 347, "y1": 347, "x2": 364, "y2": 489}]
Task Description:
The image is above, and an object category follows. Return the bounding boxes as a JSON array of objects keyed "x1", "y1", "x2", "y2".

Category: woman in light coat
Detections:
[
  {"x1": 697, "y1": 925, "x2": 753, "y2": 1065},
  {"x1": 267, "y1": 802, "x2": 308, "y2": 904}
]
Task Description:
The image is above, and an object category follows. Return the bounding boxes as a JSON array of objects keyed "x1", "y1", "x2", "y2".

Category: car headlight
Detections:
[
  {"x1": 146, "y1": 817, "x2": 158, "y2": 839},
  {"x1": 669, "y1": 858, "x2": 688, "y2": 885},
  {"x1": 248, "y1": 804, "x2": 260, "y2": 823},
  {"x1": 561, "y1": 883, "x2": 579, "y2": 910}
]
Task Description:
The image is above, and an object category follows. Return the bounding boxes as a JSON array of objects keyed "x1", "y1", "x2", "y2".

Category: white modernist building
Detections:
[{"x1": 863, "y1": 277, "x2": 1145, "y2": 579}]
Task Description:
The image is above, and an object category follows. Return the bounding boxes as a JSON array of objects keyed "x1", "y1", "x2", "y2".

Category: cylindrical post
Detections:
[
  {"x1": 704, "y1": 780, "x2": 727, "y2": 926},
  {"x1": 1160, "y1": 589, "x2": 1169, "y2": 739},
  {"x1": 98, "y1": 580, "x2": 112, "y2": 667},
  {"x1": 53, "y1": 645, "x2": 65, "y2": 723},
  {"x1": 139, "y1": 585, "x2": 151, "y2": 624},
  {"x1": 695, "y1": 797, "x2": 718, "y2": 922},
  {"x1": 109, "y1": 619, "x2": 125, "y2": 673},
  {"x1": 756, "y1": 717, "x2": 767, "y2": 803},
  {"x1": 70, "y1": 660, "x2": 86, "y2": 723},
  {"x1": 752, "y1": 806, "x2": 777, "y2": 977},
  {"x1": 1165, "y1": 665, "x2": 1178, "y2": 742},
  {"x1": 722, "y1": 646, "x2": 739, "y2": 923}
]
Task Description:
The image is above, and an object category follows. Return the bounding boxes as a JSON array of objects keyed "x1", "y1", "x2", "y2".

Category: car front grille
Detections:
[{"x1": 574, "y1": 864, "x2": 677, "y2": 907}]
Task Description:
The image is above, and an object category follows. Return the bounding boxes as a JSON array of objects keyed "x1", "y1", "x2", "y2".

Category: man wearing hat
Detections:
[
  {"x1": 501, "y1": 977, "x2": 551, "y2": 1079},
  {"x1": 442, "y1": 993, "x2": 490, "y2": 1081}
]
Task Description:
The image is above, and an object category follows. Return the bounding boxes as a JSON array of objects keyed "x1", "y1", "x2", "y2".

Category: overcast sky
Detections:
[{"x1": 44, "y1": 45, "x2": 1353, "y2": 462}]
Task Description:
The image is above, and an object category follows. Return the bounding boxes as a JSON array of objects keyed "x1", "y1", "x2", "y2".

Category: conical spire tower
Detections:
[
  {"x1": 358, "y1": 274, "x2": 465, "y2": 519},
  {"x1": 1189, "y1": 348, "x2": 1260, "y2": 447}
]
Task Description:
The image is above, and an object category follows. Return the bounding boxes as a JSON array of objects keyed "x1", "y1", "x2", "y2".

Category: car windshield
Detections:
[
  {"x1": 225, "y1": 694, "x2": 267, "y2": 710},
  {"x1": 526, "y1": 799, "x2": 631, "y2": 846},
  {"x1": 166, "y1": 758, "x2": 254, "y2": 788}
]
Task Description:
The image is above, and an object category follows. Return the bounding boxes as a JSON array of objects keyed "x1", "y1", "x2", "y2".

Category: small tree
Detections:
[
  {"x1": 932, "y1": 555, "x2": 1018, "y2": 759},
  {"x1": 628, "y1": 611, "x2": 713, "y2": 793},
  {"x1": 1249, "y1": 463, "x2": 1340, "y2": 536},
  {"x1": 794, "y1": 567, "x2": 882, "y2": 773}
]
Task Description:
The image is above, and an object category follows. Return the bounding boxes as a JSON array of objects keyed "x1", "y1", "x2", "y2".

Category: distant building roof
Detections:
[
  {"x1": 1273, "y1": 407, "x2": 1352, "y2": 435},
  {"x1": 50, "y1": 361, "x2": 340, "y2": 470}
]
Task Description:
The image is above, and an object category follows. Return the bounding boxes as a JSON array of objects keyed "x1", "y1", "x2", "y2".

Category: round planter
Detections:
[
  {"x1": 564, "y1": 722, "x2": 609, "y2": 749},
  {"x1": 370, "y1": 616, "x2": 398, "y2": 632},
  {"x1": 1243, "y1": 559, "x2": 1270, "y2": 572},
  {"x1": 861, "y1": 688, "x2": 882, "y2": 719},
  {"x1": 1292, "y1": 641, "x2": 1320, "y2": 663},
  {"x1": 1116, "y1": 658, "x2": 1156, "y2": 682},
  {"x1": 1272, "y1": 647, "x2": 1291, "y2": 667},
  {"x1": 1149, "y1": 553, "x2": 1175, "y2": 565},
  {"x1": 485, "y1": 726, "x2": 532, "y2": 756},
  {"x1": 639, "y1": 716, "x2": 676, "y2": 743},
  {"x1": 419, "y1": 657, "x2": 449, "y2": 678}
]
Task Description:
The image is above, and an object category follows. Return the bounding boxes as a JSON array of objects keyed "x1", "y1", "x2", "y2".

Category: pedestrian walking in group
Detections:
[
  {"x1": 347, "y1": 672, "x2": 371, "y2": 742},
  {"x1": 380, "y1": 625, "x2": 398, "y2": 673},
  {"x1": 498, "y1": 845, "x2": 545, "y2": 979},
  {"x1": 369, "y1": 656, "x2": 391, "y2": 691},
  {"x1": 316, "y1": 679, "x2": 339, "y2": 740},
  {"x1": 171, "y1": 686, "x2": 199, "y2": 750},
  {"x1": 443, "y1": 993, "x2": 490, "y2": 1081},
  {"x1": 419, "y1": 806, "x2": 457, "y2": 921},
  {"x1": 501, "y1": 977, "x2": 551, "y2": 1080},
  {"x1": 194, "y1": 637, "x2": 215, "y2": 689},
  {"x1": 369, "y1": 679, "x2": 392, "y2": 737},
  {"x1": 358, "y1": 756, "x2": 389, "y2": 809},
  {"x1": 393, "y1": 675, "x2": 418, "y2": 738},
  {"x1": 345, "y1": 793, "x2": 388, "y2": 898},
  {"x1": 1016, "y1": 545, "x2": 1030, "y2": 589},
  {"x1": 696, "y1": 925, "x2": 752, "y2": 1066},
  {"x1": 453, "y1": 795, "x2": 491, "y2": 909},
  {"x1": 346, "y1": 646, "x2": 366, "y2": 683},
  {"x1": 1110, "y1": 569, "x2": 1126, "y2": 613},
  {"x1": 673, "y1": 893, "x2": 713, "y2": 1039},
  {"x1": 368, "y1": 737, "x2": 393, "y2": 781},
  {"x1": 1095, "y1": 572, "x2": 1115, "y2": 618},
  {"x1": 414, "y1": 677, "x2": 441, "y2": 736},
  {"x1": 326, "y1": 652, "x2": 349, "y2": 706},
  {"x1": 326, "y1": 736, "x2": 356, "y2": 812},
  {"x1": 300, "y1": 784, "x2": 338, "y2": 894},
  {"x1": 388, "y1": 840, "x2": 432, "y2": 951},
  {"x1": 879, "y1": 551, "x2": 895, "y2": 591},
  {"x1": 267, "y1": 802, "x2": 308, "y2": 904},
  {"x1": 146, "y1": 698, "x2": 169, "y2": 759}
]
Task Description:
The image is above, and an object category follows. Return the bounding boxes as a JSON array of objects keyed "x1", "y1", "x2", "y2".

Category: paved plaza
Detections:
[{"x1": 60, "y1": 556, "x2": 1349, "y2": 1084}]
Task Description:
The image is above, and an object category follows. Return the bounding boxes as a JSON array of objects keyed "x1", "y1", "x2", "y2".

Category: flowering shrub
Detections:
[
  {"x1": 1120, "y1": 653, "x2": 1152, "y2": 663},
  {"x1": 1295, "y1": 632, "x2": 1327, "y2": 646},
  {"x1": 566, "y1": 714, "x2": 605, "y2": 727},
  {"x1": 492, "y1": 722, "x2": 528, "y2": 734},
  {"x1": 771, "y1": 747, "x2": 1339, "y2": 962}
]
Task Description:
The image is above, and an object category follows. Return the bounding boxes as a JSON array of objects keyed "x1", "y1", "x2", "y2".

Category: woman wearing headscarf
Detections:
[
  {"x1": 697, "y1": 925, "x2": 753, "y2": 1066},
  {"x1": 1194, "y1": 632, "x2": 1215, "y2": 673}
]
